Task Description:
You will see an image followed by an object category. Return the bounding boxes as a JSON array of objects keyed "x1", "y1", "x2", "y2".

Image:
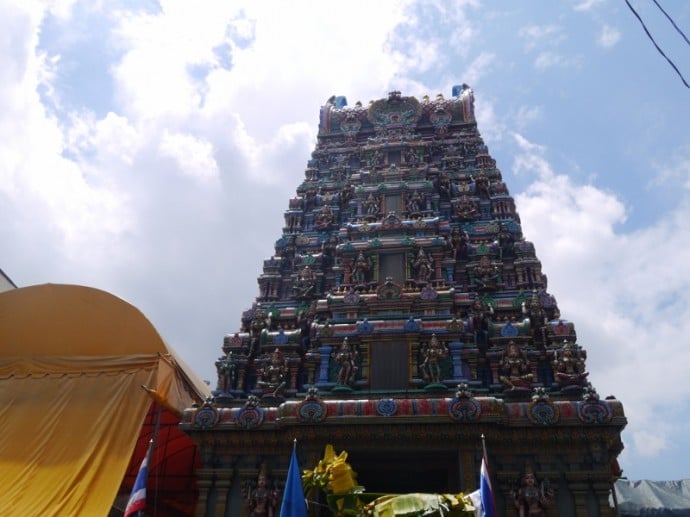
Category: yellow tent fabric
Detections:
[{"x1": 0, "y1": 284, "x2": 209, "y2": 516}]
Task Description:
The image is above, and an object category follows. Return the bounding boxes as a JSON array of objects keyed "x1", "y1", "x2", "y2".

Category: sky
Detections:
[{"x1": 2, "y1": 0, "x2": 690, "y2": 481}]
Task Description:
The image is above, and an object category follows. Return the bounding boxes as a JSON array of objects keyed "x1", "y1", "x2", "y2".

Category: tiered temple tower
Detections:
[{"x1": 182, "y1": 87, "x2": 626, "y2": 516}]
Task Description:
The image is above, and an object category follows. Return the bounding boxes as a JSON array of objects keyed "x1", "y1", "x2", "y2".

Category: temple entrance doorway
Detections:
[{"x1": 347, "y1": 449, "x2": 458, "y2": 495}]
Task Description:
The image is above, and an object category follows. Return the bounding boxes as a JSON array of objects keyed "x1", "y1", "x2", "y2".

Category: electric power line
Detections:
[
  {"x1": 624, "y1": 0, "x2": 690, "y2": 89},
  {"x1": 652, "y1": 0, "x2": 690, "y2": 48}
]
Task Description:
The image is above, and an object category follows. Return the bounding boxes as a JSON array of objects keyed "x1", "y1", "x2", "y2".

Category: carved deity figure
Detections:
[
  {"x1": 522, "y1": 292, "x2": 548, "y2": 344},
  {"x1": 363, "y1": 192, "x2": 380, "y2": 217},
  {"x1": 334, "y1": 337, "x2": 358, "y2": 385},
  {"x1": 215, "y1": 351, "x2": 236, "y2": 393},
  {"x1": 449, "y1": 227, "x2": 469, "y2": 260},
  {"x1": 315, "y1": 204, "x2": 335, "y2": 229},
  {"x1": 553, "y1": 340, "x2": 589, "y2": 388},
  {"x1": 473, "y1": 255, "x2": 499, "y2": 289},
  {"x1": 453, "y1": 194, "x2": 478, "y2": 220},
  {"x1": 460, "y1": 83, "x2": 475, "y2": 122},
  {"x1": 499, "y1": 340, "x2": 533, "y2": 392},
  {"x1": 413, "y1": 248, "x2": 434, "y2": 283},
  {"x1": 421, "y1": 334, "x2": 448, "y2": 383},
  {"x1": 470, "y1": 299, "x2": 494, "y2": 346},
  {"x1": 496, "y1": 223, "x2": 515, "y2": 258},
  {"x1": 474, "y1": 171, "x2": 490, "y2": 198},
  {"x1": 407, "y1": 190, "x2": 424, "y2": 214},
  {"x1": 250, "y1": 311, "x2": 269, "y2": 355},
  {"x1": 436, "y1": 172, "x2": 453, "y2": 201},
  {"x1": 294, "y1": 265, "x2": 316, "y2": 297},
  {"x1": 512, "y1": 467, "x2": 554, "y2": 517},
  {"x1": 340, "y1": 182, "x2": 354, "y2": 208},
  {"x1": 351, "y1": 252, "x2": 371, "y2": 285},
  {"x1": 258, "y1": 348, "x2": 288, "y2": 397},
  {"x1": 243, "y1": 464, "x2": 279, "y2": 517}
]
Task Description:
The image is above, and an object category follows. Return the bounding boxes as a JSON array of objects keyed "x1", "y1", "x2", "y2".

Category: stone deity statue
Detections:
[
  {"x1": 553, "y1": 340, "x2": 589, "y2": 388},
  {"x1": 499, "y1": 340, "x2": 533, "y2": 392},
  {"x1": 334, "y1": 337, "x2": 358, "y2": 385},
  {"x1": 421, "y1": 334, "x2": 448, "y2": 384},
  {"x1": 512, "y1": 467, "x2": 554, "y2": 517},
  {"x1": 243, "y1": 464, "x2": 279, "y2": 517},
  {"x1": 258, "y1": 348, "x2": 288, "y2": 397}
]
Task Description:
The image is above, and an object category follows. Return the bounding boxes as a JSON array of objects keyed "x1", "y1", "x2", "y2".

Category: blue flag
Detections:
[
  {"x1": 280, "y1": 441, "x2": 307, "y2": 517},
  {"x1": 480, "y1": 453, "x2": 496, "y2": 517}
]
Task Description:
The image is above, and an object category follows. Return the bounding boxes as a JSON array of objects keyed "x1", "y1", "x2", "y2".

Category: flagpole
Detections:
[
  {"x1": 480, "y1": 434, "x2": 496, "y2": 517},
  {"x1": 280, "y1": 438, "x2": 307, "y2": 517}
]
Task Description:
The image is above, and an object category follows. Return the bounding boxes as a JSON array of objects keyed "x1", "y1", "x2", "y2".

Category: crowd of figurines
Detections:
[{"x1": 213, "y1": 85, "x2": 591, "y2": 403}]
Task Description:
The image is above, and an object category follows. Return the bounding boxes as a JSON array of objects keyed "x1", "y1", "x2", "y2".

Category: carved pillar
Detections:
[
  {"x1": 195, "y1": 468, "x2": 214, "y2": 517},
  {"x1": 289, "y1": 364, "x2": 299, "y2": 390},
  {"x1": 570, "y1": 482, "x2": 590, "y2": 517},
  {"x1": 433, "y1": 252, "x2": 443, "y2": 281},
  {"x1": 592, "y1": 481, "x2": 615, "y2": 516},
  {"x1": 316, "y1": 345, "x2": 332, "y2": 385},
  {"x1": 449, "y1": 341, "x2": 465, "y2": 380},
  {"x1": 213, "y1": 469, "x2": 234, "y2": 517}
]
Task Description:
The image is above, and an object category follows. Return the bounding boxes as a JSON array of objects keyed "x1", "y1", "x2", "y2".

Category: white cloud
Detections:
[
  {"x1": 518, "y1": 24, "x2": 563, "y2": 51},
  {"x1": 632, "y1": 430, "x2": 668, "y2": 458},
  {"x1": 598, "y1": 24, "x2": 621, "y2": 48},
  {"x1": 159, "y1": 130, "x2": 219, "y2": 183},
  {"x1": 574, "y1": 0, "x2": 605, "y2": 12},
  {"x1": 513, "y1": 133, "x2": 690, "y2": 469}
]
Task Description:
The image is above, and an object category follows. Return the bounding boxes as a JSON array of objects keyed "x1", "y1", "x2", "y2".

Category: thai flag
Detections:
[
  {"x1": 480, "y1": 452, "x2": 496, "y2": 517},
  {"x1": 124, "y1": 441, "x2": 153, "y2": 517}
]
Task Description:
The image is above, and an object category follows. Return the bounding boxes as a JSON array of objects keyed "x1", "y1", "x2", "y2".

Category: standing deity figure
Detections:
[
  {"x1": 512, "y1": 467, "x2": 554, "y2": 517},
  {"x1": 243, "y1": 464, "x2": 279, "y2": 517},
  {"x1": 351, "y1": 252, "x2": 371, "y2": 285},
  {"x1": 448, "y1": 227, "x2": 470, "y2": 261},
  {"x1": 460, "y1": 83, "x2": 475, "y2": 122},
  {"x1": 407, "y1": 190, "x2": 424, "y2": 214},
  {"x1": 499, "y1": 340, "x2": 533, "y2": 392},
  {"x1": 215, "y1": 351, "x2": 236, "y2": 393},
  {"x1": 522, "y1": 292, "x2": 548, "y2": 344},
  {"x1": 421, "y1": 334, "x2": 448, "y2": 384},
  {"x1": 470, "y1": 298, "x2": 494, "y2": 346},
  {"x1": 334, "y1": 337, "x2": 358, "y2": 385},
  {"x1": 413, "y1": 248, "x2": 434, "y2": 283}
]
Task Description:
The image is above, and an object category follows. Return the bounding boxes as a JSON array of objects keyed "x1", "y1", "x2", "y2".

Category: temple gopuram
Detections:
[{"x1": 182, "y1": 86, "x2": 626, "y2": 516}]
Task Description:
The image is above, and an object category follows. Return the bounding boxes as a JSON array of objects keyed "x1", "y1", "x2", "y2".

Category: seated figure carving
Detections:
[
  {"x1": 499, "y1": 340, "x2": 533, "y2": 392},
  {"x1": 553, "y1": 340, "x2": 589, "y2": 389},
  {"x1": 472, "y1": 256, "x2": 499, "y2": 289},
  {"x1": 315, "y1": 204, "x2": 335, "y2": 230},
  {"x1": 453, "y1": 194, "x2": 478, "y2": 220},
  {"x1": 257, "y1": 348, "x2": 288, "y2": 397}
]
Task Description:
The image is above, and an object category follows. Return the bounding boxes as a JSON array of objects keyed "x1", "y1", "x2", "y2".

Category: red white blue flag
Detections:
[
  {"x1": 480, "y1": 449, "x2": 496, "y2": 517},
  {"x1": 124, "y1": 440, "x2": 153, "y2": 517}
]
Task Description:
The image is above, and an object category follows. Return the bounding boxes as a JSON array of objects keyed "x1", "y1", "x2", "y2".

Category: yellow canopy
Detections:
[{"x1": 0, "y1": 284, "x2": 209, "y2": 516}]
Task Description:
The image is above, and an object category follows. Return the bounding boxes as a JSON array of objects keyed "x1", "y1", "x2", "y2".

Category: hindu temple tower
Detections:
[{"x1": 182, "y1": 86, "x2": 626, "y2": 516}]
